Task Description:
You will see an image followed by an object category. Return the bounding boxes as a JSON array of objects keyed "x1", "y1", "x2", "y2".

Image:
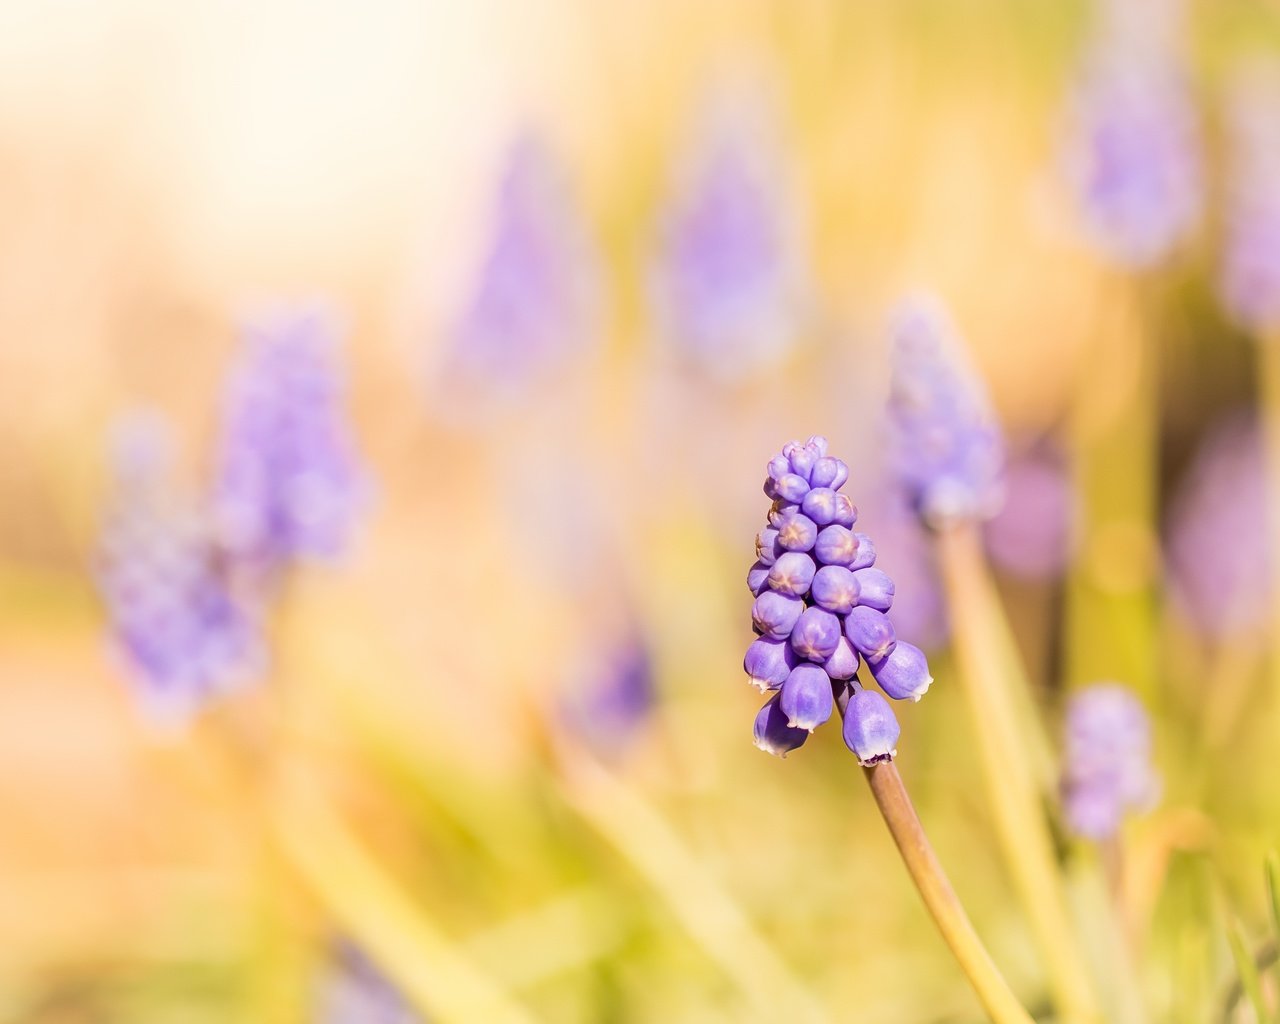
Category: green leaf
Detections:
[{"x1": 1226, "y1": 916, "x2": 1273, "y2": 1024}]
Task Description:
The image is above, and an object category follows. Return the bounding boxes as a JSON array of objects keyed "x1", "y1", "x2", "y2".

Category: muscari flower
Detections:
[
  {"x1": 439, "y1": 135, "x2": 601, "y2": 409},
  {"x1": 745, "y1": 437, "x2": 933, "y2": 765},
  {"x1": 212, "y1": 304, "x2": 366, "y2": 579},
  {"x1": 1060, "y1": 683, "x2": 1158, "y2": 840},
  {"x1": 314, "y1": 939, "x2": 423, "y2": 1024},
  {"x1": 982, "y1": 443, "x2": 1078, "y2": 581},
  {"x1": 651, "y1": 86, "x2": 807, "y2": 382},
  {"x1": 1166, "y1": 413, "x2": 1272, "y2": 643},
  {"x1": 886, "y1": 295, "x2": 1004, "y2": 529},
  {"x1": 1062, "y1": 2, "x2": 1201, "y2": 268},
  {"x1": 1220, "y1": 59, "x2": 1280, "y2": 335},
  {"x1": 94, "y1": 412, "x2": 263, "y2": 726}
]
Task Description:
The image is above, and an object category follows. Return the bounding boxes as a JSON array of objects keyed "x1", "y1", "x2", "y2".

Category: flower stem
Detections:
[
  {"x1": 859, "y1": 758, "x2": 1034, "y2": 1024},
  {"x1": 937, "y1": 523, "x2": 1103, "y2": 1023}
]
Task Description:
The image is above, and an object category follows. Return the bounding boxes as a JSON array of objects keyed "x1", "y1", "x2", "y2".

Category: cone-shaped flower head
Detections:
[
  {"x1": 440, "y1": 135, "x2": 602, "y2": 408},
  {"x1": 745, "y1": 437, "x2": 934, "y2": 759},
  {"x1": 886, "y1": 295, "x2": 1004, "y2": 528},
  {"x1": 1060, "y1": 683, "x2": 1158, "y2": 840},
  {"x1": 315, "y1": 939, "x2": 423, "y2": 1024},
  {"x1": 652, "y1": 84, "x2": 808, "y2": 382},
  {"x1": 95, "y1": 412, "x2": 263, "y2": 726},
  {"x1": 1166, "y1": 413, "x2": 1272, "y2": 643},
  {"x1": 1062, "y1": 0, "x2": 1201, "y2": 268},
  {"x1": 212, "y1": 304, "x2": 366, "y2": 577},
  {"x1": 1220, "y1": 59, "x2": 1280, "y2": 334}
]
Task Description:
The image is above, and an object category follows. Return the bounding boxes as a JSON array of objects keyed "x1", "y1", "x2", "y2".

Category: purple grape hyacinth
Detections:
[
  {"x1": 746, "y1": 437, "x2": 934, "y2": 764},
  {"x1": 1220, "y1": 59, "x2": 1280, "y2": 335},
  {"x1": 1060, "y1": 683, "x2": 1158, "y2": 840},
  {"x1": 212, "y1": 304, "x2": 366, "y2": 579},
  {"x1": 651, "y1": 86, "x2": 808, "y2": 382},
  {"x1": 1062, "y1": 2, "x2": 1201, "y2": 268},
  {"x1": 95, "y1": 413, "x2": 263, "y2": 726},
  {"x1": 886, "y1": 295, "x2": 1005, "y2": 528},
  {"x1": 440, "y1": 135, "x2": 602, "y2": 408}
]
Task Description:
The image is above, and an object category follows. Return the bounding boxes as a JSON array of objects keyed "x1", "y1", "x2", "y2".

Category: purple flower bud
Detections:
[
  {"x1": 814, "y1": 525, "x2": 857, "y2": 567},
  {"x1": 823, "y1": 636, "x2": 860, "y2": 681},
  {"x1": 842, "y1": 686, "x2": 901, "y2": 766},
  {"x1": 774, "y1": 473, "x2": 810, "y2": 504},
  {"x1": 767, "y1": 551, "x2": 816, "y2": 597},
  {"x1": 844, "y1": 606, "x2": 897, "y2": 661},
  {"x1": 852, "y1": 568, "x2": 895, "y2": 611},
  {"x1": 788, "y1": 444, "x2": 818, "y2": 482},
  {"x1": 789, "y1": 606, "x2": 841, "y2": 663},
  {"x1": 752, "y1": 590, "x2": 804, "y2": 640},
  {"x1": 810, "y1": 565, "x2": 860, "y2": 614},
  {"x1": 743, "y1": 637, "x2": 796, "y2": 691},
  {"x1": 1220, "y1": 59, "x2": 1280, "y2": 334},
  {"x1": 775, "y1": 511, "x2": 818, "y2": 552},
  {"x1": 747, "y1": 559, "x2": 770, "y2": 595},
  {"x1": 886, "y1": 294, "x2": 1004, "y2": 528},
  {"x1": 1061, "y1": 683, "x2": 1158, "y2": 840},
  {"x1": 756, "y1": 527, "x2": 782, "y2": 565},
  {"x1": 800, "y1": 487, "x2": 840, "y2": 527},
  {"x1": 767, "y1": 455, "x2": 791, "y2": 481},
  {"x1": 833, "y1": 493, "x2": 858, "y2": 528},
  {"x1": 780, "y1": 664, "x2": 834, "y2": 731},
  {"x1": 767, "y1": 499, "x2": 799, "y2": 527},
  {"x1": 213, "y1": 304, "x2": 366, "y2": 574},
  {"x1": 809, "y1": 456, "x2": 844, "y2": 489},
  {"x1": 869, "y1": 641, "x2": 933, "y2": 702},
  {"x1": 849, "y1": 532, "x2": 877, "y2": 570},
  {"x1": 753, "y1": 692, "x2": 810, "y2": 756}
]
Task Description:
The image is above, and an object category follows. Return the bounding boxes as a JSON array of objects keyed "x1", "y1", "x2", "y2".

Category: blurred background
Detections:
[{"x1": 3, "y1": 0, "x2": 1280, "y2": 1020}]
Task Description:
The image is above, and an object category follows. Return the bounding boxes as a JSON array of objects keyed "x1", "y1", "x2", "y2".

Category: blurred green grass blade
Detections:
[
  {"x1": 1226, "y1": 917, "x2": 1274, "y2": 1024},
  {"x1": 1267, "y1": 852, "x2": 1280, "y2": 992}
]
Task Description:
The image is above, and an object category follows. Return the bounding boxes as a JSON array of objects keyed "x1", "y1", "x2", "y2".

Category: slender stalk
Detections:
[
  {"x1": 1260, "y1": 337, "x2": 1280, "y2": 752},
  {"x1": 937, "y1": 524, "x2": 1103, "y2": 1023},
  {"x1": 268, "y1": 766, "x2": 536, "y2": 1024},
  {"x1": 859, "y1": 758, "x2": 1034, "y2": 1024},
  {"x1": 548, "y1": 733, "x2": 830, "y2": 1023}
]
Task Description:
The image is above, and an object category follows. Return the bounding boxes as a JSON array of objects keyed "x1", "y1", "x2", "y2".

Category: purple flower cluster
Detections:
[
  {"x1": 745, "y1": 437, "x2": 933, "y2": 765},
  {"x1": 886, "y1": 295, "x2": 1005, "y2": 528},
  {"x1": 96, "y1": 306, "x2": 367, "y2": 725},
  {"x1": 1062, "y1": 8, "x2": 1201, "y2": 268},
  {"x1": 94, "y1": 414, "x2": 262, "y2": 726},
  {"x1": 651, "y1": 89, "x2": 806, "y2": 382},
  {"x1": 1060, "y1": 684, "x2": 1158, "y2": 840},
  {"x1": 213, "y1": 305, "x2": 366, "y2": 578},
  {"x1": 1220, "y1": 60, "x2": 1280, "y2": 335},
  {"x1": 440, "y1": 135, "x2": 602, "y2": 409}
]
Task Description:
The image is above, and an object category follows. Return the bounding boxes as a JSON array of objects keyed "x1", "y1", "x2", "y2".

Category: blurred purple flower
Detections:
[
  {"x1": 651, "y1": 87, "x2": 808, "y2": 382},
  {"x1": 858, "y1": 484, "x2": 948, "y2": 650},
  {"x1": 314, "y1": 940, "x2": 423, "y2": 1024},
  {"x1": 212, "y1": 304, "x2": 366, "y2": 578},
  {"x1": 1166, "y1": 413, "x2": 1272, "y2": 642},
  {"x1": 982, "y1": 444, "x2": 1078, "y2": 580},
  {"x1": 886, "y1": 294, "x2": 1005, "y2": 528},
  {"x1": 1062, "y1": 3, "x2": 1201, "y2": 268},
  {"x1": 1220, "y1": 59, "x2": 1280, "y2": 335},
  {"x1": 95, "y1": 412, "x2": 263, "y2": 726},
  {"x1": 561, "y1": 629, "x2": 656, "y2": 757},
  {"x1": 1060, "y1": 683, "x2": 1158, "y2": 840},
  {"x1": 439, "y1": 135, "x2": 602, "y2": 408},
  {"x1": 746, "y1": 437, "x2": 934, "y2": 764}
]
